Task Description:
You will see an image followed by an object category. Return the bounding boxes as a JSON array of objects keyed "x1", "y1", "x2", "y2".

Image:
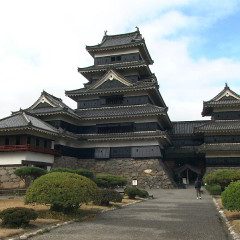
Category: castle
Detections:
[{"x1": 0, "y1": 29, "x2": 240, "y2": 189}]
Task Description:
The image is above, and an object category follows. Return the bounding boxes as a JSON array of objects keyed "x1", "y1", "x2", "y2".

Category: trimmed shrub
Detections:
[
  {"x1": 203, "y1": 169, "x2": 240, "y2": 190},
  {"x1": 14, "y1": 167, "x2": 47, "y2": 187},
  {"x1": 25, "y1": 172, "x2": 98, "y2": 213},
  {"x1": 94, "y1": 189, "x2": 123, "y2": 206},
  {"x1": 205, "y1": 184, "x2": 222, "y2": 195},
  {"x1": 222, "y1": 181, "x2": 240, "y2": 211},
  {"x1": 94, "y1": 173, "x2": 127, "y2": 189},
  {"x1": 124, "y1": 187, "x2": 149, "y2": 199},
  {"x1": 0, "y1": 207, "x2": 38, "y2": 228},
  {"x1": 50, "y1": 168, "x2": 76, "y2": 174},
  {"x1": 75, "y1": 168, "x2": 94, "y2": 180},
  {"x1": 50, "y1": 168, "x2": 94, "y2": 179},
  {"x1": 137, "y1": 189, "x2": 149, "y2": 198}
]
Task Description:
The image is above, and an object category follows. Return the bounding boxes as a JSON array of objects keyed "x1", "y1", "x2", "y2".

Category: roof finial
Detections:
[
  {"x1": 135, "y1": 26, "x2": 139, "y2": 31},
  {"x1": 104, "y1": 30, "x2": 107, "y2": 36},
  {"x1": 225, "y1": 82, "x2": 229, "y2": 89}
]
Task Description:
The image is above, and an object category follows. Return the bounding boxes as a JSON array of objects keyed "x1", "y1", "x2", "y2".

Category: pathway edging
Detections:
[{"x1": 213, "y1": 197, "x2": 240, "y2": 240}]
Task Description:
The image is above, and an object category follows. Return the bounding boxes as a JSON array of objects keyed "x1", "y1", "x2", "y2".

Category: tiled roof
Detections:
[
  {"x1": 86, "y1": 30, "x2": 142, "y2": 49},
  {"x1": 198, "y1": 143, "x2": 240, "y2": 152},
  {"x1": 170, "y1": 121, "x2": 208, "y2": 135},
  {"x1": 195, "y1": 120, "x2": 240, "y2": 133},
  {"x1": 0, "y1": 112, "x2": 58, "y2": 134},
  {"x1": 26, "y1": 107, "x2": 79, "y2": 119},
  {"x1": 24, "y1": 91, "x2": 79, "y2": 119},
  {"x1": 65, "y1": 80, "x2": 157, "y2": 96},
  {"x1": 78, "y1": 60, "x2": 150, "y2": 73},
  {"x1": 76, "y1": 104, "x2": 167, "y2": 120},
  {"x1": 202, "y1": 84, "x2": 240, "y2": 116},
  {"x1": 85, "y1": 30, "x2": 153, "y2": 64},
  {"x1": 78, "y1": 130, "x2": 170, "y2": 142}
]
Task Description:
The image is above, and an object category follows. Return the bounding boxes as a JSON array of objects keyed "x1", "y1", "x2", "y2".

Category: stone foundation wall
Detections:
[
  {"x1": 0, "y1": 166, "x2": 25, "y2": 189},
  {"x1": 54, "y1": 156, "x2": 175, "y2": 189}
]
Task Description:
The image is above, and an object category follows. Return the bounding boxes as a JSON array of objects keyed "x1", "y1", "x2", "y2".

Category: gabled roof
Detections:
[
  {"x1": 88, "y1": 70, "x2": 133, "y2": 90},
  {"x1": 210, "y1": 84, "x2": 240, "y2": 102},
  {"x1": 24, "y1": 91, "x2": 79, "y2": 120},
  {"x1": 85, "y1": 29, "x2": 154, "y2": 64},
  {"x1": 202, "y1": 84, "x2": 240, "y2": 116},
  {"x1": 66, "y1": 79, "x2": 157, "y2": 98},
  {"x1": 0, "y1": 111, "x2": 58, "y2": 135}
]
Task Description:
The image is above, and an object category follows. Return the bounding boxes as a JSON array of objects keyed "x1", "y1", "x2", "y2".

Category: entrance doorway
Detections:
[{"x1": 175, "y1": 164, "x2": 201, "y2": 185}]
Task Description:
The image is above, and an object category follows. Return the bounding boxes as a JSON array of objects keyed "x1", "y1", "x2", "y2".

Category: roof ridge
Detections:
[{"x1": 103, "y1": 30, "x2": 139, "y2": 39}]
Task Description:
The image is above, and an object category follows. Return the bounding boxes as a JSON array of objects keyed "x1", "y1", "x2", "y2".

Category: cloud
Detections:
[{"x1": 0, "y1": 0, "x2": 240, "y2": 121}]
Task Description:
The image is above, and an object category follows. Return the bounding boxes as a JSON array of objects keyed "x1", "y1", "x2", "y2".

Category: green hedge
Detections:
[
  {"x1": 50, "y1": 168, "x2": 94, "y2": 179},
  {"x1": 25, "y1": 172, "x2": 98, "y2": 213},
  {"x1": 0, "y1": 207, "x2": 38, "y2": 228},
  {"x1": 124, "y1": 187, "x2": 149, "y2": 199},
  {"x1": 205, "y1": 184, "x2": 222, "y2": 195},
  {"x1": 94, "y1": 189, "x2": 123, "y2": 206},
  {"x1": 94, "y1": 173, "x2": 127, "y2": 188},
  {"x1": 203, "y1": 169, "x2": 240, "y2": 190},
  {"x1": 222, "y1": 181, "x2": 240, "y2": 211}
]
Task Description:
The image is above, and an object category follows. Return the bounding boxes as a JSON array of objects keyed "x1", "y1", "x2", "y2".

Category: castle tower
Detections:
[{"x1": 65, "y1": 29, "x2": 174, "y2": 188}]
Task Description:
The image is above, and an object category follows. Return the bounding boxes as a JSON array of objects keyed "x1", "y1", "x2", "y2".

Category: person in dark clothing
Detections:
[{"x1": 195, "y1": 178, "x2": 202, "y2": 199}]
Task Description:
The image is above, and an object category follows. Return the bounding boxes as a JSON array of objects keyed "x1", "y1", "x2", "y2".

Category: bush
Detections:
[
  {"x1": 137, "y1": 189, "x2": 149, "y2": 198},
  {"x1": 94, "y1": 189, "x2": 123, "y2": 206},
  {"x1": 14, "y1": 167, "x2": 47, "y2": 187},
  {"x1": 75, "y1": 168, "x2": 94, "y2": 180},
  {"x1": 0, "y1": 207, "x2": 38, "y2": 228},
  {"x1": 203, "y1": 169, "x2": 240, "y2": 190},
  {"x1": 94, "y1": 173, "x2": 127, "y2": 188},
  {"x1": 222, "y1": 181, "x2": 240, "y2": 211},
  {"x1": 205, "y1": 184, "x2": 222, "y2": 195},
  {"x1": 124, "y1": 187, "x2": 149, "y2": 199},
  {"x1": 25, "y1": 172, "x2": 98, "y2": 213},
  {"x1": 51, "y1": 168, "x2": 94, "y2": 179}
]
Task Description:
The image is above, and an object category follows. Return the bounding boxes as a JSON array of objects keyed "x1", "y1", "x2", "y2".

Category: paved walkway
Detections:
[{"x1": 33, "y1": 187, "x2": 231, "y2": 240}]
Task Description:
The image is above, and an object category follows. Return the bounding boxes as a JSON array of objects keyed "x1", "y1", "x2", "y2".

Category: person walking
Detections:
[{"x1": 195, "y1": 178, "x2": 202, "y2": 199}]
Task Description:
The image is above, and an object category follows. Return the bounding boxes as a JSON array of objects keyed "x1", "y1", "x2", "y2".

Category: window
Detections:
[
  {"x1": 111, "y1": 56, "x2": 116, "y2": 62},
  {"x1": 116, "y1": 56, "x2": 121, "y2": 61},
  {"x1": 44, "y1": 140, "x2": 48, "y2": 148}
]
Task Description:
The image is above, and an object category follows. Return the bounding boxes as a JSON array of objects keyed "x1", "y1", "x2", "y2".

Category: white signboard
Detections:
[{"x1": 132, "y1": 180, "x2": 138, "y2": 186}]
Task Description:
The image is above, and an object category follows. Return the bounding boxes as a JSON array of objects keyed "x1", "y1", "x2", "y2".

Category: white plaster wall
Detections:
[
  {"x1": 0, "y1": 152, "x2": 54, "y2": 165},
  {"x1": 94, "y1": 48, "x2": 139, "y2": 57},
  {"x1": 79, "y1": 139, "x2": 160, "y2": 148}
]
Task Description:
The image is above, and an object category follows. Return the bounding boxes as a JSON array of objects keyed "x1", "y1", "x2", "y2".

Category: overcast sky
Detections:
[{"x1": 1, "y1": 0, "x2": 240, "y2": 120}]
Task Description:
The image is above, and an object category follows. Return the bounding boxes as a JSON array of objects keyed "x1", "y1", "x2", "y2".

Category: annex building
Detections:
[{"x1": 0, "y1": 29, "x2": 240, "y2": 189}]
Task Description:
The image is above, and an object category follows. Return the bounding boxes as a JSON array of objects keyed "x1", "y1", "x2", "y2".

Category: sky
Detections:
[{"x1": 0, "y1": 0, "x2": 240, "y2": 120}]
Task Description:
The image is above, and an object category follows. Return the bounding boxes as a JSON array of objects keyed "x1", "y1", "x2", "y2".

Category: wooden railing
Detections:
[{"x1": 0, "y1": 145, "x2": 56, "y2": 155}]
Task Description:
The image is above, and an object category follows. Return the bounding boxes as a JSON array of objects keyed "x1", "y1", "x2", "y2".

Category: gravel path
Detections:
[{"x1": 32, "y1": 187, "x2": 231, "y2": 240}]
